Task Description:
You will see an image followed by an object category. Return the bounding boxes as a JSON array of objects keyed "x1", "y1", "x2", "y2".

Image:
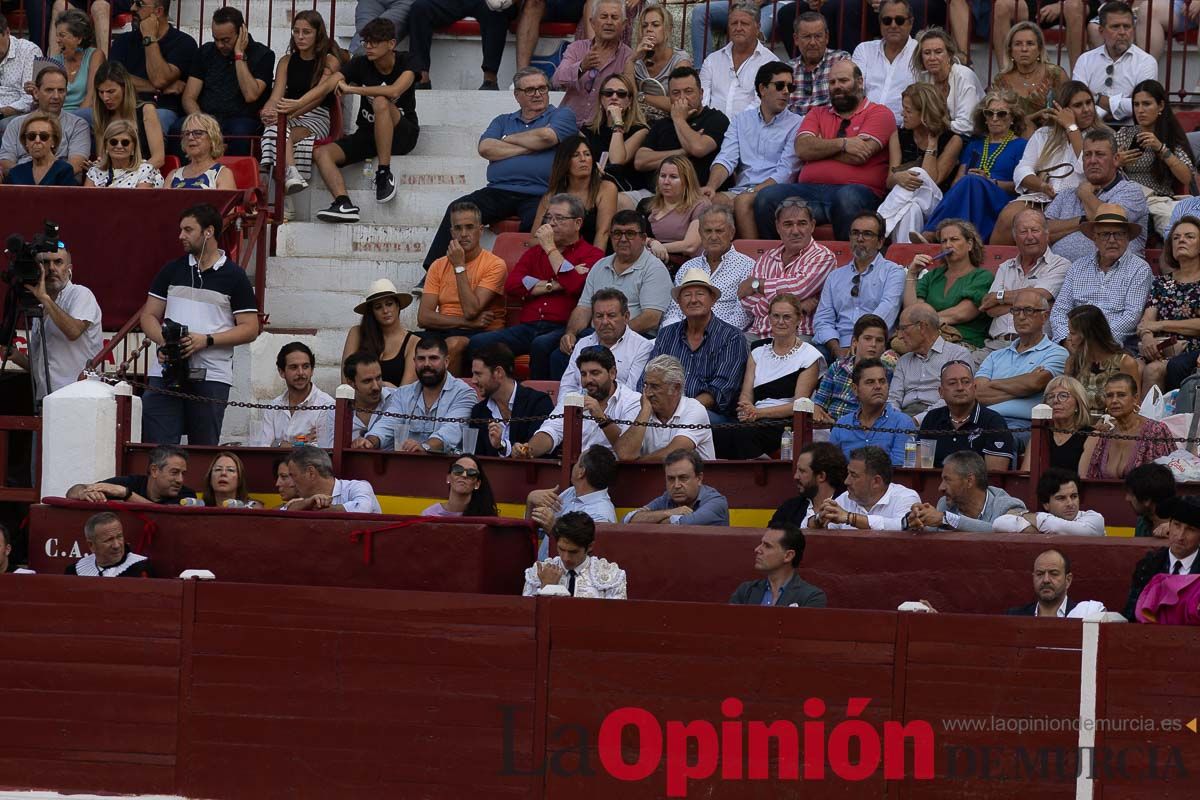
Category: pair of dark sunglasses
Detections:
[
  {"x1": 450, "y1": 464, "x2": 480, "y2": 478},
  {"x1": 600, "y1": 88, "x2": 630, "y2": 98},
  {"x1": 768, "y1": 80, "x2": 797, "y2": 93}
]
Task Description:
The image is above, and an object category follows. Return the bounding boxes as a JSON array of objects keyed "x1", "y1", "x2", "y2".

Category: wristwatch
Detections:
[
  {"x1": 996, "y1": 290, "x2": 1005, "y2": 304},
  {"x1": 142, "y1": 36, "x2": 157, "y2": 46},
  {"x1": 1067, "y1": 123, "x2": 1079, "y2": 132},
  {"x1": 751, "y1": 278, "x2": 761, "y2": 293},
  {"x1": 234, "y1": 53, "x2": 245, "y2": 62},
  {"x1": 454, "y1": 265, "x2": 466, "y2": 275},
  {"x1": 206, "y1": 334, "x2": 215, "y2": 348}
]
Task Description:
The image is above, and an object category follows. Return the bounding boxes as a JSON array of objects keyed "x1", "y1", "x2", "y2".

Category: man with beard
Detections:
[
  {"x1": 64, "y1": 513, "x2": 154, "y2": 578},
  {"x1": 339, "y1": 351, "x2": 396, "y2": 443},
  {"x1": 252, "y1": 342, "x2": 335, "y2": 448},
  {"x1": 753, "y1": 59, "x2": 896, "y2": 241},
  {"x1": 813, "y1": 213, "x2": 905, "y2": 360},
  {"x1": 812, "y1": 445, "x2": 920, "y2": 531},
  {"x1": 518, "y1": 345, "x2": 642, "y2": 458},
  {"x1": 1071, "y1": 2, "x2": 1155, "y2": 124},
  {"x1": 68, "y1": 445, "x2": 197, "y2": 505},
  {"x1": 730, "y1": 523, "x2": 827, "y2": 608},
  {"x1": 770, "y1": 441, "x2": 848, "y2": 529},
  {"x1": 467, "y1": 344, "x2": 553, "y2": 457},
  {"x1": 1006, "y1": 550, "x2": 1106, "y2": 617},
  {"x1": 920, "y1": 360, "x2": 1017, "y2": 471},
  {"x1": 558, "y1": 288, "x2": 654, "y2": 396},
  {"x1": 634, "y1": 66, "x2": 730, "y2": 192},
  {"x1": 829, "y1": 358, "x2": 915, "y2": 467},
  {"x1": 357, "y1": 335, "x2": 476, "y2": 453}
]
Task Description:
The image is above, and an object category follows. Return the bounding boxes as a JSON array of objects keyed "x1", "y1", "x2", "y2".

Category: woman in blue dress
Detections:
[
  {"x1": 920, "y1": 90, "x2": 1028, "y2": 243},
  {"x1": 5, "y1": 113, "x2": 77, "y2": 186}
]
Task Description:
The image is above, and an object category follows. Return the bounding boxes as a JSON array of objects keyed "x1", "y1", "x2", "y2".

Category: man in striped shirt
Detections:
[{"x1": 739, "y1": 198, "x2": 836, "y2": 340}]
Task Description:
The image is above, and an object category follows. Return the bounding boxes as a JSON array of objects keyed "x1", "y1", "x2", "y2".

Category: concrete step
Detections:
[{"x1": 292, "y1": 181, "x2": 466, "y2": 226}]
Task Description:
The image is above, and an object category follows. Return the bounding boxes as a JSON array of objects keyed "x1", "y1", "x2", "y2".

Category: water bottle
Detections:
[
  {"x1": 904, "y1": 440, "x2": 918, "y2": 469},
  {"x1": 780, "y1": 427, "x2": 793, "y2": 461},
  {"x1": 180, "y1": 497, "x2": 204, "y2": 507},
  {"x1": 362, "y1": 157, "x2": 374, "y2": 179},
  {"x1": 221, "y1": 499, "x2": 247, "y2": 509}
]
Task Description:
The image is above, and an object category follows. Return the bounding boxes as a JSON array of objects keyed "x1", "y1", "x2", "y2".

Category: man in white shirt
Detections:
[
  {"x1": 252, "y1": 342, "x2": 334, "y2": 448},
  {"x1": 698, "y1": 2, "x2": 777, "y2": 119},
  {"x1": 1071, "y1": 2, "x2": 1156, "y2": 123},
  {"x1": 616, "y1": 354, "x2": 716, "y2": 461},
  {"x1": 811, "y1": 445, "x2": 921, "y2": 530},
  {"x1": 332, "y1": 351, "x2": 395, "y2": 441},
  {"x1": 993, "y1": 468, "x2": 1107, "y2": 536},
  {"x1": 851, "y1": 0, "x2": 917, "y2": 126},
  {"x1": 2, "y1": 246, "x2": 102, "y2": 403},
  {"x1": 283, "y1": 446, "x2": 380, "y2": 513},
  {"x1": 518, "y1": 345, "x2": 641, "y2": 458},
  {"x1": 522, "y1": 512, "x2": 627, "y2": 599},
  {"x1": 0, "y1": 17, "x2": 42, "y2": 134},
  {"x1": 1006, "y1": 550, "x2": 1107, "y2": 618},
  {"x1": 559, "y1": 289, "x2": 653, "y2": 397}
]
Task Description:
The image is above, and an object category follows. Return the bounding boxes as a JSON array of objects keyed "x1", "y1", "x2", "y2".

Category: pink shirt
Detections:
[
  {"x1": 796, "y1": 100, "x2": 896, "y2": 196},
  {"x1": 553, "y1": 39, "x2": 634, "y2": 126},
  {"x1": 742, "y1": 241, "x2": 837, "y2": 336}
]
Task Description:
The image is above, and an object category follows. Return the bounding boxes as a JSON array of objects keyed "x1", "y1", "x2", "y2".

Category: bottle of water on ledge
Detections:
[
  {"x1": 780, "y1": 427, "x2": 792, "y2": 461},
  {"x1": 903, "y1": 440, "x2": 918, "y2": 469}
]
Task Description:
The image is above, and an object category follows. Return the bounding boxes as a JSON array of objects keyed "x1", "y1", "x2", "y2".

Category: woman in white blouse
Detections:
[
  {"x1": 911, "y1": 27, "x2": 983, "y2": 137},
  {"x1": 84, "y1": 119, "x2": 163, "y2": 188}
]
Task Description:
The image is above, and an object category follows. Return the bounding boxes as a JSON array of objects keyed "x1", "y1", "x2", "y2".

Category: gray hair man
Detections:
[
  {"x1": 65, "y1": 512, "x2": 154, "y2": 577},
  {"x1": 617, "y1": 354, "x2": 716, "y2": 461},
  {"x1": 909, "y1": 450, "x2": 1028, "y2": 532},
  {"x1": 67, "y1": 444, "x2": 197, "y2": 505},
  {"x1": 283, "y1": 446, "x2": 381, "y2": 513},
  {"x1": 889, "y1": 302, "x2": 972, "y2": 416},
  {"x1": 979, "y1": 208, "x2": 1070, "y2": 351},
  {"x1": 664, "y1": 206, "x2": 754, "y2": 330}
]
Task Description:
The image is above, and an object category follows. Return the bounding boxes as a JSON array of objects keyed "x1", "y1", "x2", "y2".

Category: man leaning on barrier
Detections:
[
  {"x1": 527, "y1": 444, "x2": 618, "y2": 560},
  {"x1": 624, "y1": 448, "x2": 730, "y2": 526},
  {"x1": 68, "y1": 444, "x2": 197, "y2": 505},
  {"x1": 282, "y1": 446, "x2": 381, "y2": 514},
  {"x1": 771, "y1": 441, "x2": 848, "y2": 529},
  {"x1": 909, "y1": 450, "x2": 1027, "y2": 532},
  {"x1": 812, "y1": 445, "x2": 920, "y2": 531},
  {"x1": 1006, "y1": 549, "x2": 1107, "y2": 618},
  {"x1": 618, "y1": 354, "x2": 717, "y2": 461}
]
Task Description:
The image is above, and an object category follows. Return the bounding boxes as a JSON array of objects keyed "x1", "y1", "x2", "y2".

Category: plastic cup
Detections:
[
  {"x1": 918, "y1": 439, "x2": 936, "y2": 469},
  {"x1": 460, "y1": 424, "x2": 480, "y2": 455}
]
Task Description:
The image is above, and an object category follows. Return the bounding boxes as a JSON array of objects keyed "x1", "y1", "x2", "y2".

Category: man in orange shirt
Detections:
[{"x1": 418, "y1": 200, "x2": 509, "y2": 374}]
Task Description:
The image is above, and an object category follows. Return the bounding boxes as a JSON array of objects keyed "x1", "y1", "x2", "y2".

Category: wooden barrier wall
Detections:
[{"x1": 3, "y1": 577, "x2": 1198, "y2": 799}]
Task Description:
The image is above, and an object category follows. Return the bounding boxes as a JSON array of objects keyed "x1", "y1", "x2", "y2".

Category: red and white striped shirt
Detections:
[{"x1": 742, "y1": 241, "x2": 837, "y2": 337}]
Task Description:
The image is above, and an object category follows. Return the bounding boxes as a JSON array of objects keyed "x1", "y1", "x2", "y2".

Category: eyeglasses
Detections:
[
  {"x1": 1095, "y1": 230, "x2": 1129, "y2": 240},
  {"x1": 24, "y1": 131, "x2": 52, "y2": 142},
  {"x1": 542, "y1": 214, "x2": 580, "y2": 224},
  {"x1": 769, "y1": 312, "x2": 797, "y2": 323},
  {"x1": 1046, "y1": 392, "x2": 1073, "y2": 403},
  {"x1": 517, "y1": 85, "x2": 550, "y2": 97},
  {"x1": 1009, "y1": 306, "x2": 1045, "y2": 317},
  {"x1": 450, "y1": 464, "x2": 481, "y2": 478},
  {"x1": 600, "y1": 88, "x2": 630, "y2": 98},
  {"x1": 769, "y1": 80, "x2": 797, "y2": 93},
  {"x1": 880, "y1": 15, "x2": 908, "y2": 25},
  {"x1": 849, "y1": 228, "x2": 878, "y2": 240},
  {"x1": 182, "y1": 129, "x2": 207, "y2": 138},
  {"x1": 897, "y1": 321, "x2": 923, "y2": 331},
  {"x1": 983, "y1": 109, "x2": 1011, "y2": 119},
  {"x1": 108, "y1": 137, "x2": 132, "y2": 147},
  {"x1": 610, "y1": 229, "x2": 642, "y2": 240}
]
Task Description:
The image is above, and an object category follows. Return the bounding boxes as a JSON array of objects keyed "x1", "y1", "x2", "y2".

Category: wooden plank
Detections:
[
  {"x1": 0, "y1": 718, "x2": 177, "y2": 754},
  {"x1": 0, "y1": 661, "x2": 180, "y2": 695},
  {"x1": 0, "y1": 755, "x2": 176, "y2": 796},
  {"x1": 3, "y1": 689, "x2": 177, "y2": 724},
  {"x1": 0, "y1": 632, "x2": 181, "y2": 665}
]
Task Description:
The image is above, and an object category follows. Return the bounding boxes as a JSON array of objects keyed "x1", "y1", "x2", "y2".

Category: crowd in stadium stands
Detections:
[{"x1": 8, "y1": 0, "x2": 1200, "y2": 615}]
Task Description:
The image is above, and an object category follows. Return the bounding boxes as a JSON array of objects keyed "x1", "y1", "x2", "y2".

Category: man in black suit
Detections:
[
  {"x1": 1124, "y1": 496, "x2": 1200, "y2": 621},
  {"x1": 770, "y1": 441, "x2": 847, "y2": 529},
  {"x1": 1007, "y1": 550, "x2": 1086, "y2": 618},
  {"x1": 468, "y1": 344, "x2": 554, "y2": 457},
  {"x1": 730, "y1": 524, "x2": 827, "y2": 608}
]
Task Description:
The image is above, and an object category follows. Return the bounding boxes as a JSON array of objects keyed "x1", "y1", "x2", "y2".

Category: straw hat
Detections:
[
  {"x1": 1080, "y1": 203, "x2": 1142, "y2": 239},
  {"x1": 670, "y1": 268, "x2": 722, "y2": 302},
  {"x1": 353, "y1": 278, "x2": 413, "y2": 315}
]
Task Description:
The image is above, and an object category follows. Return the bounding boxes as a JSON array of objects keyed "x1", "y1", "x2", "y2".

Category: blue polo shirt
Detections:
[
  {"x1": 829, "y1": 404, "x2": 916, "y2": 467},
  {"x1": 976, "y1": 335, "x2": 1067, "y2": 423},
  {"x1": 480, "y1": 104, "x2": 579, "y2": 195}
]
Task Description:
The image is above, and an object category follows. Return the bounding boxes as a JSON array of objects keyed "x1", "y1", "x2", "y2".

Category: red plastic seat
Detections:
[
  {"x1": 160, "y1": 154, "x2": 181, "y2": 182},
  {"x1": 981, "y1": 245, "x2": 1018, "y2": 273},
  {"x1": 489, "y1": 218, "x2": 524, "y2": 235},
  {"x1": 112, "y1": 13, "x2": 132, "y2": 29},
  {"x1": 731, "y1": 238, "x2": 778, "y2": 260},
  {"x1": 812, "y1": 224, "x2": 836, "y2": 241},
  {"x1": 1177, "y1": 110, "x2": 1200, "y2": 133},
  {"x1": 492, "y1": 232, "x2": 531, "y2": 273},
  {"x1": 884, "y1": 243, "x2": 943, "y2": 267},
  {"x1": 217, "y1": 156, "x2": 262, "y2": 190},
  {"x1": 522, "y1": 380, "x2": 560, "y2": 405}
]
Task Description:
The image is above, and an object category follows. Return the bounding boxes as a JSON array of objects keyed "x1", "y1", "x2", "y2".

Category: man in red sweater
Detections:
[{"x1": 469, "y1": 193, "x2": 604, "y2": 379}]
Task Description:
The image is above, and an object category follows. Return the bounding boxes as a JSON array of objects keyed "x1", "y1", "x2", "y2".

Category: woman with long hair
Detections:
[
  {"x1": 422, "y1": 456, "x2": 499, "y2": 517},
  {"x1": 990, "y1": 22, "x2": 1066, "y2": 134},
  {"x1": 623, "y1": 3, "x2": 691, "y2": 124},
  {"x1": 91, "y1": 61, "x2": 164, "y2": 169},
  {"x1": 49, "y1": 9, "x2": 104, "y2": 113},
  {"x1": 5, "y1": 113, "x2": 75, "y2": 186},
  {"x1": 911, "y1": 27, "x2": 983, "y2": 136},
  {"x1": 1115, "y1": 79, "x2": 1195, "y2": 237},
  {"x1": 877, "y1": 82, "x2": 963, "y2": 241},
  {"x1": 202, "y1": 452, "x2": 260, "y2": 508},
  {"x1": 259, "y1": 10, "x2": 342, "y2": 194},
  {"x1": 646, "y1": 155, "x2": 708, "y2": 264},
  {"x1": 1080, "y1": 374, "x2": 1174, "y2": 479},
  {"x1": 1021, "y1": 375, "x2": 1095, "y2": 471},
  {"x1": 84, "y1": 119, "x2": 162, "y2": 188},
  {"x1": 1137, "y1": 216, "x2": 1200, "y2": 393},
  {"x1": 167, "y1": 113, "x2": 238, "y2": 190},
  {"x1": 533, "y1": 136, "x2": 618, "y2": 251},
  {"x1": 1063, "y1": 304, "x2": 1141, "y2": 414},
  {"x1": 919, "y1": 91, "x2": 1028, "y2": 242},
  {"x1": 991, "y1": 80, "x2": 1104, "y2": 246},
  {"x1": 342, "y1": 279, "x2": 418, "y2": 387},
  {"x1": 584, "y1": 73, "x2": 649, "y2": 198},
  {"x1": 902, "y1": 219, "x2": 993, "y2": 349}
]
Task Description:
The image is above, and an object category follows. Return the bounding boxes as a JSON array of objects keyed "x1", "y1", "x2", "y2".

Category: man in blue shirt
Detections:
[
  {"x1": 356, "y1": 335, "x2": 477, "y2": 452},
  {"x1": 829, "y1": 357, "x2": 915, "y2": 466},
  {"x1": 422, "y1": 66, "x2": 578, "y2": 271},
  {"x1": 624, "y1": 449, "x2": 730, "y2": 526},
  {"x1": 528, "y1": 444, "x2": 618, "y2": 559}
]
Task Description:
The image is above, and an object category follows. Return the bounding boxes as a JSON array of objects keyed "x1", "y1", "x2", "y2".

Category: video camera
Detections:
[
  {"x1": 1, "y1": 220, "x2": 60, "y2": 351},
  {"x1": 160, "y1": 318, "x2": 207, "y2": 390}
]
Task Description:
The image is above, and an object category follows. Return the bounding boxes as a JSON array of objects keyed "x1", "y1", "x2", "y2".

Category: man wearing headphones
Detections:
[{"x1": 139, "y1": 203, "x2": 260, "y2": 445}]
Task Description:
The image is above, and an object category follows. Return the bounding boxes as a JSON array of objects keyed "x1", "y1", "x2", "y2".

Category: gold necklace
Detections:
[{"x1": 979, "y1": 132, "x2": 1014, "y2": 177}]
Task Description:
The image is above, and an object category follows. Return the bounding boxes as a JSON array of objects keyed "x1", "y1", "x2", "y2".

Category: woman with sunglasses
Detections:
[
  {"x1": 1079, "y1": 373, "x2": 1173, "y2": 480},
  {"x1": 622, "y1": 3, "x2": 690, "y2": 124},
  {"x1": 646, "y1": 155, "x2": 708, "y2": 265},
  {"x1": 1063, "y1": 304, "x2": 1140, "y2": 415},
  {"x1": 990, "y1": 22, "x2": 1065, "y2": 136},
  {"x1": 421, "y1": 456, "x2": 499, "y2": 517},
  {"x1": 84, "y1": 119, "x2": 162, "y2": 188},
  {"x1": 167, "y1": 112, "x2": 237, "y2": 190},
  {"x1": 1115, "y1": 79, "x2": 1194, "y2": 237},
  {"x1": 583, "y1": 74, "x2": 649, "y2": 197},
  {"x1": 532, "y1": 136, "x2": 618, "y2": 251},
  {"x1": 5, "y1": 112, "x2": 76, "y2": 186},
  {"x1": 1021, "y1": 375, "x2": 1095, "y2": 471},
  {"x1": 878, "y1": 83, "x2": 963, "y2": 242},
  {"x1": 91, "y1": 61, "x2": 165, "y2": 169},
  {"x1": 917, "y1": 91, "x2": 1028, "y2": 243},
  {"x1": 202, "y1": 451, "x2": 261, "y2": 508},
  {"x1": 1137, "y1": 216, "x2": 1200, "y2": 394},
  {"x1": 991, "y1": 80, "x2": 1103, "y2": 246}
]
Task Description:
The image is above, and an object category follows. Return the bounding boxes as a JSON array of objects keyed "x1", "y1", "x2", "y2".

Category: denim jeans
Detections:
[
  {"x1": 141, "y1": 377, "x2": 230, "y2": 445},
  {"x1": 469, "y1": 321, "x2": 565, "y2": 379},
  {"x1": 752, "y1": 181, "x2": 883, "y2": 240}
]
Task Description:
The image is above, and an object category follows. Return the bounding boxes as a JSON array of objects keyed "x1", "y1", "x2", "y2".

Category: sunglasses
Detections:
[
  {"x1": 600, "y1": 88, "x2": 630, "y2": 98},
  {"x1": 984, "y1": 109, "x2": 1011, "y2": 119},
  {"x1": 880, "y1": 15, "x2": 908, "y2": 25},
  {"x1": 850, "y1": 271, "x2": 862, "y2": 298},
  {"x1": 182, "y1": 129, "x2": 208, "y2": 138},
  {"x1": 108, "y1": 137, "x2": 133, "y2": 147},
  {"x1": 24, "y1": 131, "x2": 52, "y2": 142},
  {"x1": 769, "y1": 80, "x2": 797, "y2": 93},
  {"x1": 450, "y1": 464, "x2": 481, "y2": 478},
  {"x1": 1105, "y1": 63, "x2": 1114, "y2": 88}
]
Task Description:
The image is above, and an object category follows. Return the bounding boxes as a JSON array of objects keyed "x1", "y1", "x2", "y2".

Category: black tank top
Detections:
[
  {"x1": 285, "y1": 53, "x2": 334, "y2": 110},
  {"x1": 379, "y1": 330, "x2": 414, "y2": 386}
]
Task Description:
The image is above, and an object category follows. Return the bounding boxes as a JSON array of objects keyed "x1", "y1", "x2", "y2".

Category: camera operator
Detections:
[
  {"x1": 1, "y1": 246, "x2": 102, "y2": 402},
  {"x1": 139, "y1": 204, "x2": 259, "y2": 445}
]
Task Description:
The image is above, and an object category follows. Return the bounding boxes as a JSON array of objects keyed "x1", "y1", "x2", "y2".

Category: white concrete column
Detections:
[{"x1": 40, "y1": 377, "x2": 141, "y2": 498}]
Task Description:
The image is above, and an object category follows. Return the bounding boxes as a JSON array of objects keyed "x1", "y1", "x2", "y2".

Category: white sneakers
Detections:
[{"x1": 284, "y1": 165, "x2": 308, "y2": 195}]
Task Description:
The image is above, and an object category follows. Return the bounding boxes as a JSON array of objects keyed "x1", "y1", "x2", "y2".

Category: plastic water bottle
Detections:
[
  {"x1": 180, "y1": 497, "x2": 204, "y2": 507},
  {"x1": 221, "y1": 499, "x2": 247, "y2": 509},
  {"x1": 362, "y1": 157, "x2": 374, "y2": 179},
  {"x1": 904, "y1": 440, "x2": 918, "y2": 469},
  {"x1": 780, "y1": 427, "x2": 793, "y2": 461}
]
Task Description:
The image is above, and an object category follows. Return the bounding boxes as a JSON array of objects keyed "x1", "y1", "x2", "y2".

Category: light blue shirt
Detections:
[
  {"x1": 536, "y1": 486, "x2": 617, "y2": 560},
  {"x1": 712, "y1": 104, "x2": 803, "y2": 188},
  {"x1": 623, "y1": 484, "x2": 730, "y2": 526},
  {"x1": 366, "y1": 375, "x2": 478, "y2": 451},
  {"x1": 1170, "y1": 196, "x2": 1200, "y2": 228},
  {"x1": 829, "y1": 404, "x2": 916, "y2": 467},
  {"x1": 976, "y1": 335, "x2": 1067, "y2": 422},
  {"x1": 1048, "y1": 250, "x2": 1152, "y2": 343},
  {"x1": 479, "y1": 104, "x2": 579, "y2": 194},
  {"x1": 812, "y1": 254, "x2": 907, "y2": 347}
]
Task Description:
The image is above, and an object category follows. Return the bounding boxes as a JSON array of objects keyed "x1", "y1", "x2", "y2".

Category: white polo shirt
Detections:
[{"x1": 641, "y1": 395, "x2": 715, "y2": 460}]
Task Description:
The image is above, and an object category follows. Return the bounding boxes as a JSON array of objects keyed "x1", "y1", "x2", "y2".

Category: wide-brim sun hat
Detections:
[
  {"x1": 353, "y1": 278, "x2": 413, "y2": 315},
  {"x1": 1079, "y1": 203, "x2": 1142, "y2": 239},
  {"x1": 670, "y1": 268, "x2": 722, "y2": 302}
]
